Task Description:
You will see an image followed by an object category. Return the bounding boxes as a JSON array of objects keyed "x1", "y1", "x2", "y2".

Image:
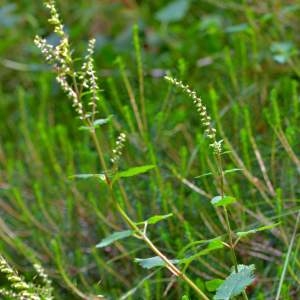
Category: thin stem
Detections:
[
  {"x1": 90, "y1": 129, "x2": 107, "y2": 171},
  {"x1": 223, "y1": 207, "x2": 238, "y2": 272},
  {"x1": 105, "y1": 182, "x2": 209, "y2": 299},
  {"x1": 114, "y1": 201, "x2": 210, "y2": 300},
  {"x1": 83, "y1": 75, "x2": 209, "y2": 299},
  {"x1": 70, "y1": 70, "x2": 108, "y2": 173},
  {"x1": 275, "y1": 211, "x2": 300, "y2": 300},
  {"x1": 216, "y1": 151, "x2": 248, "y2": 300}
]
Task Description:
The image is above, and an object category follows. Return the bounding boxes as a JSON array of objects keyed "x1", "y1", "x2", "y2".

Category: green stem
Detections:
[
  {"x1": 223, "y1": 207, "x2": 238, "y2": 272},
  {"x1": 114, "y1": 202, "x2": 210, "y2": 300},
  {"x1": 216, "y1": 152, "x2": 248, "y2": 300},
  {"x1": 87, "y1": 93, "x2": 209, "y2": 299},
  {"x1": 90, "y1": 129, "x2": 107, "y2": 172},
  {"x1": 109, "y1": 181, "x2": 209, "y2": 299}
]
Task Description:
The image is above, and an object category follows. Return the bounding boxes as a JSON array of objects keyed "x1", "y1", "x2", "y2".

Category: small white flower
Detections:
[
  {"x1": 165, "y1": 76, "x2": 220, "y2": 151},
  {"x1": 111, "y1": 133, "x2": 127, "y2": 165}
]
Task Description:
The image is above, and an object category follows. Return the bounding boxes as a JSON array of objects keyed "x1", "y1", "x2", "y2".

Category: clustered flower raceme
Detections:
[
  {"x1": 44, "y1": 0, "x2": 64, "y2": 37},
  {"x1": 165, "y1": 76, "x2": 223, "y2": 155},
  {"x1": 0, "y1": 256, "x2": 54, "y2": 300},
  {"x1": 34, "y1": 0, "x2": 100, "y2": 122},
  {"x1": 35, "y1": 0, "x2": 128, "y2": 170},
  {"x1": 34, "y1": 34, "x2": 85, "y2": 119},
  {"x1": 111, "y1": 133, "x2": 127, "y2": 165},
  {"x1": 0, "y1": 256, "x2": 30, "y2": 292},
  {"x1": 33, "y1": 264, "x2": 53, "y2": 297},
  {"x1": 33, "y1": 37, "x2": 55, "y2": 63},
  {"x1": 79, "y1": 38, "x2": 99, "y2": 119}
]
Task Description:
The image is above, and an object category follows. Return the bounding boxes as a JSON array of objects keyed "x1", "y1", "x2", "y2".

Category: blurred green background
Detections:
[{"x1": 0, "y1": 0, "x2": 299, "y2": 299}]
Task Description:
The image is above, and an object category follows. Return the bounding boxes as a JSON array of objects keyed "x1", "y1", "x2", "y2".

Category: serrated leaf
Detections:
[
  {"x1": 146, "y1": 213, "x2": 173, "y2": 225},
  {"x1": 96, "y1": 230, "x2": 133, "y2": 248},
  {"x1": 236, "y1": 222, "x2": 280, "y2": 238},
  {"x1": 135, "y1": 256, "x2": 179, "y2": 269},
  {"x1": 155, "y1": 0, "x2": 190, "y2": 23},
  {"x1": 211, "y1": 196, "x2": 236, "y2": 207},
  {"x1": 70, "y1": 173, "x2": 106, "y2": 181},
  {"x1": 205, "y1": 279, "x2": 224, "y2": 292},
  {"x1": 115, "y1": 165, "x2": 155, "y2": 180},
  {"x1": 214, "y1": 265, "x2": 255, "y2": 300}
]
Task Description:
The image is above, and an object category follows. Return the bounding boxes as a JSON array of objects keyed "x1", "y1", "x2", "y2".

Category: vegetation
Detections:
[{"x1": 0, "y1": 0, "x2": 299, "y2": 299}]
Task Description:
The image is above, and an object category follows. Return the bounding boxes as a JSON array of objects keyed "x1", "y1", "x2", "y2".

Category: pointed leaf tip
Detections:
[{"x1": 135, "y1": 256, "x2": 179, "y2": 269}]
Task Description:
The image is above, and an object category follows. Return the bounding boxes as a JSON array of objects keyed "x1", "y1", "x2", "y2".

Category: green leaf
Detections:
[
  {"x1": 179, "y1": 236, "x2": 223, "y2": 256},
  {"x1": 155, "y1": 0, "x2": 190, "y2": 23},
  {"x1": 96, "y1": 230, "x2": 133, "y2": 248},
  {"x1": 136, "y1": 213, "x2": 173, "y2": 225},
  {"x1": 236, "y1": 223, "x2": 280, "y2": 238},
  {"x1": 205, "y1": 279, "x2": 224, "y2": 292},
  {"x1": 79, "y1": 116, "x2": 113, "y2": 131},
  {"x1": 70, "y1": 173, "x2": 106, "y2": 181},
  {"x1": 181, "y1": 238, "x2": 224, "y2": 264},
  {"x1": 135, "y1": 256, "x2": 179, "y2": 269},
  {"x1": 181, "y1": 296, "x2": 190, "y2": 300},
  {"x1": 115, "y1": 165, "x2": 155, "y2": 180},
  {"x1": 93, "y1": 116, "x2": 113, "y2": 126},
  {"x1": 214, "y1": 265, "x2": 255, "y2": 300},
  {"x1": 211, "y1": 196, "x2": 236, "y2": 207},
  {"x1": 270, "y1": 41, "x2": 297, "y2": 64}
]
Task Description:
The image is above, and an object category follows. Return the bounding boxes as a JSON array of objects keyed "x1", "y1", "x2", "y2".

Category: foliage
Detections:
[
  {"x1": 0, "y1": 0, "x2": 299, "y2": 299},
  {"x1": 214, "y1": 265, "x2": 255, "y2": 300}
]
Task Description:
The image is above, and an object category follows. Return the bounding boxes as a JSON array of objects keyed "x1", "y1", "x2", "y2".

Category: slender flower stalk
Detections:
[
  {"x1": 165, "y1": 75, "x2": 248, "y2": 300},
  {"x1": 79, "y1": 38, "x2": 100, "y2": 123},
  {"x1": 165, "y1": 76, "x2": 222, "y2": 154},
  {"x1": 35, "y1": 2, "x2": 210, "y2": 299}
]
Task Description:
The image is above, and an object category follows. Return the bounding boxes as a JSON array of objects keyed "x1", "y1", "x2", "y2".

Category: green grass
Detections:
[{"x1": 0, "y1": 0, "x2": 299, "y2": 299}]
